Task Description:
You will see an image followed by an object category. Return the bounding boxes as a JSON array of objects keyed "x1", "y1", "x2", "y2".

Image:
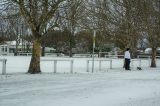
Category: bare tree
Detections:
[
  {"x1": 9, "y1": 0, "x2": 65, "y2": 74},
  {"x1": 136, "y1": 0, "x2": 160, "y2": 67},
  {"x1": 59, "y1": 0, "x2": 85, "y2": 57}
]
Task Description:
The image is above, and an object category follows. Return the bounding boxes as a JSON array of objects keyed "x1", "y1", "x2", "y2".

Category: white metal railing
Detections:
[
  {"x1": 104, "y1": 55, "x2": 160, "y2": 59},
  {"x1": 41, "y1": 59, "x2": 74, "y2": 73},
  {"x1": 137, "y1": 55, "x2": 160, "y2": 59},
  {"x1": 45, "y1": 53, "x2": 58, "y2": 57},
  {"x1": 41, "y1": 59, "x2": 112, "y2": 73},
  {"x1": 0, "y1": 59, "x2": 7, "y2": 75},
  {"x1": 86, "y1": 59, "x2": 112, "y2": 72},
  {"x1": 105, "y1": 55, "x2": 124, "y2": 58},
  {"x1": 41, "y1": 58, "x2": 149, "y2": 73},
  {"x1": 137, "y1": 55, "x2": 151, "y2": 59},
  {"x1": 73, "y1": 54, "x2": 92, "y2": 58},
  {"x1": 45, "y1": 53, "x2": 65, "y2": 57},
  {"x1": 73, "y1": 54, "x2": 98, "y2": 58},
  {"x1": 17, "y1": 53, "x2": 32, "y2": 56}
]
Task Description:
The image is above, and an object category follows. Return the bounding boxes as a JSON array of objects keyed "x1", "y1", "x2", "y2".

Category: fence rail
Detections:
[
  {"x1": 41, "y1": 59, "x2": 74, "y2": 73},
  {"x1": 73, "y1": 54, "x2": 98, "y2": 58},
  {"x1": 17, "y1": 53, "x2": 32, "y2": 56},
  {"x1": 105, "y1": 55, "x2": 124, "y2": 58},
  {"x1": 137, "y1": 55, "x2": 160, "y2": 59},
  {"x1": 86, "y1": 59, "x2": 112, "y2": 72}
]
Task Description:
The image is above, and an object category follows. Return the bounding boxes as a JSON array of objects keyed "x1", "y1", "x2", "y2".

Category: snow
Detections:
[{"x1": 0, "y1": 56, "x2": 160, "y2": 106}]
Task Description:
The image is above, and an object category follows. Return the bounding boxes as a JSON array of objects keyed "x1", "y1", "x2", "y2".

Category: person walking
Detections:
[{"x1": 124, "y1": 48, "x2": 131, "y2": 70}]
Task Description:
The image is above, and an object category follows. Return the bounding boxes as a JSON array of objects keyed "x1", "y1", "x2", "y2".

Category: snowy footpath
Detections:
[{"x1": 1, "y1": 69, "x2": 160, "y2": 106}]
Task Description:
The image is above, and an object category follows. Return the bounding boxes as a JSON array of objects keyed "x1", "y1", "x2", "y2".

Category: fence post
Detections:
[
  {"x1": 2, "y1": 59, "x2": 7, "y2": 75},
  {"x1": 148, "y1": 58, "x2": 150, "y2": 67},
  {"x1": 139, "y1": 59, "x2": 141, "y2": 67},
  {"x1": 70, "y1": 60, "x2": 74, "y2": 73},
  {"x1": 99, "y1": 60, "x2": 102, "y2": 71},
  {"x1": 110, "y1": 60, "x2": 112, "y2": 69},
  {"x1": 131, "y1": 60, "x2": 134, "y2": 68},
  {"x1": 86, "y1": 60, "x2": 89, "y2": 72},
  {"x1": 54, "y1": 60, "x2": 57, "y2": 73}
]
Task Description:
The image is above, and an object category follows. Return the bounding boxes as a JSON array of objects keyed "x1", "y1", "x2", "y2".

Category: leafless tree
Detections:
[
  {"x1": 59, "y1": 0, "x2": 85, "y2": 57},
  {"x1": 8, "y1": 0, "x2": 65, "y2": 74}
]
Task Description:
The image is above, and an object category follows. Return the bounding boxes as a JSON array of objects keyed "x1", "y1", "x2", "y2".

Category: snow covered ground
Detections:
[{"x1": 0, "y1": 56, "x2": 160, "y2": 106}]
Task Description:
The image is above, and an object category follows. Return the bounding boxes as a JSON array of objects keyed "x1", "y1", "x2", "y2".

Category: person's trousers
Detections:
[{"x1": 125, "y1": 58, "x2": 130, "y2": 70}]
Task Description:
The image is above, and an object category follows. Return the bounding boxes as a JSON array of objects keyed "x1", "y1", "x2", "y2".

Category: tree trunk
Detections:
[
  {"x1": 41, "y1": 46, "x2": 45, "y2": 57},
  {"x1": 28, "y1": 38, "x2": 41, "y2": 74},
  {"x1": 131, "y1": 48, "x2": 137, "y2": 58},
  {"x1": 151, "y1": 47, "x2": 156, "y2": 67},
  {"x1": 14, "y1": 40, "x2": 19, "y2": 56},
  {"x1": 69, "y1": 33, "x2": 74, "y2": 57},
  {"x1": 14, "y1": 43, "x2": 18, "y2": 56},
  {"x1": 69, "y1": 44, "x2": 73, "y2": 57}
]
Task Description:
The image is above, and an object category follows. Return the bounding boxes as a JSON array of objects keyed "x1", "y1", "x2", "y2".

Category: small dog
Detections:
[{"x1": 137, "y1": 67, "x2": 142, "y2": 70}]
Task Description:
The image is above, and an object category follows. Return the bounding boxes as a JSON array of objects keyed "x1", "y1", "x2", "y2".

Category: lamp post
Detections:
[{"x1": 92, "y1": 30, "x2": 96, "y2": 73}]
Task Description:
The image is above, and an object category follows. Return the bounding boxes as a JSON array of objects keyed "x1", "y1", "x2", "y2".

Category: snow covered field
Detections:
[{"x1": 0, "y1": 56, "x2": 160, "y2": 106}]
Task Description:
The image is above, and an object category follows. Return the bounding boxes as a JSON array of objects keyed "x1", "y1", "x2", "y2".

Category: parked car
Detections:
[{"x1": 145, "y1": 48, "x2": 160, "y2": 54}]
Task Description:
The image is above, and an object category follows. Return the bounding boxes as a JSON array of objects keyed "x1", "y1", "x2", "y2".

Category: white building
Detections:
[
  {"x1": 0, "y1": 40, "x2": 32, "y2": 56},
  {"x1": 0, "y1": 40, "x2": 56, "y2": 56}
]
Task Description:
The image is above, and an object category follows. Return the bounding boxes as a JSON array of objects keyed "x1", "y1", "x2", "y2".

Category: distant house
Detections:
[
  {"x1": 0, "y1": 40, "x2": 56, "y2": 56},
  {"x1": 0, "y1": 40, "x2": 32, "y2": 56}
]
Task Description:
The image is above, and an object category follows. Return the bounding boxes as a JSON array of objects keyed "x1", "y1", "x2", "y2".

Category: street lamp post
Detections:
[{"x1": 92, "y1": 30, "x2": 96, "y2": 73}]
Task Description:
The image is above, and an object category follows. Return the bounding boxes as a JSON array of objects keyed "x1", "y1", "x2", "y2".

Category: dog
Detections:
[{"x1": 137, "y1": 67, "x2": 142, "y2": 70}]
